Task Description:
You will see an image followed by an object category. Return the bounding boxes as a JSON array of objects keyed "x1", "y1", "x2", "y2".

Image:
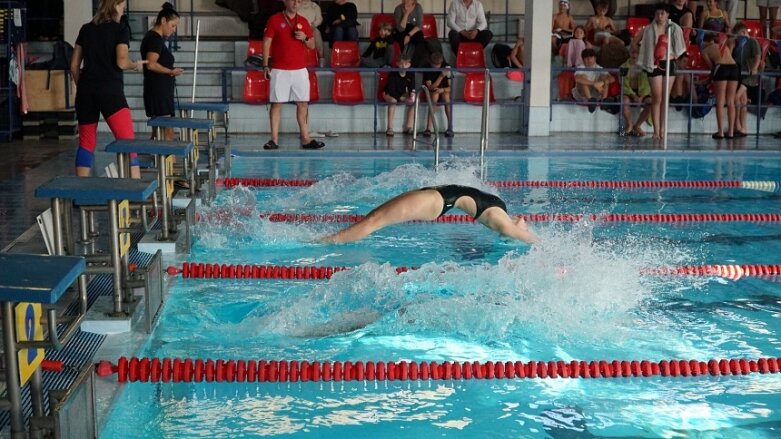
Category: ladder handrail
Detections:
[
  {"x1": 411, "y1": 85, "x2": 441, "y2": 170},
  {"x1": 479, "y1": 68, "x2": 490, "y2": 179}
]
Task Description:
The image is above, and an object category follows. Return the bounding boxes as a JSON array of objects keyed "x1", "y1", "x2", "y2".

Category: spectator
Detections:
[
  {"x1": 726, "y1": 0, "x2": 739, "y2": 29},
  {"x1": 383, "y1": 54, "x2": 416, "y2": 136},
  {"x1": 620, "y1": 47, "x2": 651, "y2": 136},
  {"x1": 552, "y1": 0, "x2": 576, "y2": 53},
  {"x1": 597, "y1": 31, "x2": 630, "y2": 68},
  {"x1": 140, "y1": 2, "x2": 184, "y2": 142},
  {"x1": 298, "y1": 0, "x2": 324, "y2": 62},
  {"x1": 670, "y1": 51, "x2": 691, "y2": 107},
  {"x1": 633, "y1": 3, "x2": 686, "y2": 139},
  {"x1": 732, "y1": 22, "x2": 761, "y2": 136},
  {"x1": 668, "y1": 0, "x2": 694, "y2": 28},
  {"x1": 422, "y1": 52, "x2": 453, "y2": 138},
  {"x1": 586, "y1": 0, "x2": 617, "y2": 46},
  {"x1": 698, "y1": 0, "x2": 730, "y2": 33},
  {"x1": 361, "y1": 22, "x2": 394, "y2": 67},
  {"x1": 565, "y1": 25, "x2": 591, "y2": 67},
  {"x1": 702, "y1": 32, "x2": 739, "y2": 139},
  {"x1": 757, "y1": 1, "x2": 779, "y2": 38},
  {"x1": 323, "y1": 0, "x2": 359, "y2": 46},
  {"x1": 509, "y1": 37, "x2": 524, "y2": 68},
  {"x1": 573, "y1": 48, "x2": 615, "y2": 113},
  {"x1": 394, "y1": 0, "x2": 428, "y2": 67},
  {"x1": 262, "y1": 0, "x2": 324, "y2": 150},
  {"x1": 70, "y1": 0, "x2": 145, "y2": 178},
  {"x1": 589, "y1": 0, "x2": 616, "y2": 17},
  {"x1": 447, "y1": 0, "x2": 492, "y2": 56}
]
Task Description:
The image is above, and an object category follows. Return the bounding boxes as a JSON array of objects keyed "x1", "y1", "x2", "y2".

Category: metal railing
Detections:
[{"x1": 410, "y1": 84, "x2": 441, "y2": 169}]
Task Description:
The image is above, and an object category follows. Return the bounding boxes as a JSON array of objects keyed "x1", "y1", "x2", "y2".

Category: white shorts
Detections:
[{"x1": 269, "y1": 68, "x2": 310, "y2": 103}]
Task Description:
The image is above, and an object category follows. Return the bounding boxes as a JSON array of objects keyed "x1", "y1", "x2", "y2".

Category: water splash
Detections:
[{"x1": 247, "y1": 221, "x2": 700, "y2": 345}]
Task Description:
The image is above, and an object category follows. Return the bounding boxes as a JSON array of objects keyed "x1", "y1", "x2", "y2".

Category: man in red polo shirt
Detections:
[{"x1": 262, "y1": 0, "x2": 325, "y2": 150}]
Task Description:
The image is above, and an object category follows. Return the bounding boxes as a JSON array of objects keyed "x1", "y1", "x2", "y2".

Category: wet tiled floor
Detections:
[{"x1": 1, "y1": 132, "x2": 779, "y2": 250}]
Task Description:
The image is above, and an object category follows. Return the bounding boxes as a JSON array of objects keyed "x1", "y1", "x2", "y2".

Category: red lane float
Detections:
[
  {"x1": 96, "y1": 356, "x2": 781, "y2": 383},
  {"x1": 248, "y1": 212, "x2": 781, "y2": 224},
  {"x1": 218, "y1": 178, "x2": 755, "y2": 189},
  {"x1": 166, "y1": 263, "x2": 781, "y2": 281}
]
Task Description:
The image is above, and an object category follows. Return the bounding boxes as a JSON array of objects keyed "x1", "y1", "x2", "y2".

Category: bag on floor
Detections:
[
  {"x1": 689, "y1": 84, "x2": 713, "y2": 119},
  {"x1": 491, "y1": 43, "x2": 512, "y2": 68}
]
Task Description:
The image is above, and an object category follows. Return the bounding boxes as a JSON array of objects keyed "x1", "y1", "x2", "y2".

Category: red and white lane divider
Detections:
[
  {"x1": 197, "y1": 211, "x2": 781, "y2": 224},
  {"x1": 95, "y1": 356, "x2": 781, "y2": 383},
  {"x1": 218, "y1": 178, "x2": 781, "y2": 192},
  {"x1": 166, "y1": 263, "x2": 781, "y2": 281}
]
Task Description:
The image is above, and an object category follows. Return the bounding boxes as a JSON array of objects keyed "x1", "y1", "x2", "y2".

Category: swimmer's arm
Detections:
[
  {"x1": 497, "y1": 223, "x2": 538, "y2": 244},
  {"x1": 484, "y1": 212, "x2": 538, "y2": 244}
]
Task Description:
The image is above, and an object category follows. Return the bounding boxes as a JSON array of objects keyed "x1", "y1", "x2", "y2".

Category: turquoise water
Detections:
[{"x1": 102, "y1": 156, "x2": 781, "y2": 438}]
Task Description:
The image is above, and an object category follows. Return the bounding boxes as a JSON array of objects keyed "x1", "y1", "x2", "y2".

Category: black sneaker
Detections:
[
  {"x1": 263, "y1": 140, "x2": 279, "y2": 150},
  {"x1": 302, "y1": 139, "x2": 325, "y2": 149},
  {"x1": 587, "y1": 98, "x2": 597, "y2": 113}
]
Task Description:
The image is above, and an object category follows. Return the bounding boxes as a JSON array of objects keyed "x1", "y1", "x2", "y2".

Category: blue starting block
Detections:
[
  {"x1": 0, "y1": 253, "x2": 86, "y2": 437},
  {"x1": 35, "y1": 176, "x2": 158, "y2": 317},
  {"x1": 176, "y1": 102, "x2": 230, "y2": 140},
  {"x1": 106, "y1": 139, "x2": 195, "y2": 242},
  {"x1": 148, "y1": 116, "x2": 221, "y2": 202}
]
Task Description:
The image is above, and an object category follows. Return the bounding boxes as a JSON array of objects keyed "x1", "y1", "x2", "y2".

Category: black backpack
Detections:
[
  {"x1": 48, "y1": 40, "x2": 74, "y2": 70},
  {"x1": 491, "y1": 43, "x2": 512, "y2": 68}
]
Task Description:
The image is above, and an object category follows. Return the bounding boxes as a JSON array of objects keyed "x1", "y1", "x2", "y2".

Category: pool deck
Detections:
[{"x1": 2, "y1": 132, "x2": 780, "y2": 251}]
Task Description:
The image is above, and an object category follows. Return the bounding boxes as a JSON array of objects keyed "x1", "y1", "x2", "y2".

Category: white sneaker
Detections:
[{"x1": 310, "y1": 131, "x2": 326, "y2": 138}]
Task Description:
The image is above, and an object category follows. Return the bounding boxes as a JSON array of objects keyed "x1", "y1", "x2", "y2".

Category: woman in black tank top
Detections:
[{"x1": 321, "y1": 185, "x2": 537, "y2": 244}]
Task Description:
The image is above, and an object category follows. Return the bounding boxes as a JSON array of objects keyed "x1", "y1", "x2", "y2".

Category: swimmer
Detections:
[{"x1": 320, "y1": 185, "x2": 538, "y2": 244}]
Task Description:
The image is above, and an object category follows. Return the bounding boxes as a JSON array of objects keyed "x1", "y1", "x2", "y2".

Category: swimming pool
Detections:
[{"x1": 102, "y1": 154, "x2": 781, "y2": 437}]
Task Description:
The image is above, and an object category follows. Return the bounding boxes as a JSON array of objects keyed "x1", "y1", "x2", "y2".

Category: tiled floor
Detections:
[{"x1": 1, "y1": 131, "x2": 779, "y2": 250}]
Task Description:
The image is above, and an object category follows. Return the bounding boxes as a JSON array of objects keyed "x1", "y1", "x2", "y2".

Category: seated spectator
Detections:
[
  {"x1": 394, "y1": 0, "x2": 428, "y2": 67},
  {"x1": 620, "y1": 47, "x2": 652, "y2": 136},
  {"x1": 299, "y1": 0, "x2": 324, "y2": 62},
  {"x1": 447, "y1": 0, "x2": 493, "y2": 56},
  {"x1": 597, "y1": 30, "x2": 630, "y2": 68},
  {"x1": 670, "y1": 51, "x2": 692, "y2": 107},
  {"x1": 383, "y1": 54, "x2": 416, "y2": 136},
  {"x1": 668, "y1": 0, "x2": 694, "y2": 28},
  {"x1": 565, "y1": 26, "x2": 591, "y2": 67},
  {"x1": 698, "y1": 0, "x2": 730, "y2": 33},
  {"x1": 552, "y1": 0, "x2": 576, "y2": 53},
  {"x1": 509, "y1": 37, "x2": 524, "y2": 68},
  {"x1": 732, "y1": 22, "x2": 761, "y2": 137},
  {"x1": 573, "y1": 48, "x2": 615, "y2": 112},
  {"x1": 586, "y1": 0, "x2": 617, "y2": 46},
  {"x1": 323, "y1": 0, "x2": 359, "y2": 46},
  {"x1": 362, "y1": 22, "x2": 394, "y2": 67},
  {"x1": 422, "y1": 52, "x2": 453, "y2": 138}
]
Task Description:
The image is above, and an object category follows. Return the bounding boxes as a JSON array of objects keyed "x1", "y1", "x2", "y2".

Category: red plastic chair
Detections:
[
  {"x1": 608, "y1": 73, "x2": 620, "y2": 97},
  {"x1": 558, "y1": 71, "x2": 575, "y2": 100},
  {"x1": 455, "y1": 42, "x2": 486, "y2": 68},
  {"x1": 330, "y1": 41, "x2": 361, "y2": 67},
  {"x1": 247, "y1": 39, "x2": 264, "y2": 57},
  {"x1": 558, "y1": 42, "x2": 569, "y2": 59},
  {"x1": 243, "y1": 71, "x2": 270, "y2": 103},
  {"x1": 682, "y1": 27, "x2": 694, "y2": 43},
  {"x1": 625, "y1": 17, "x2": 650, "y2": 38},
  {"x1": 743, "y1": 19, "x2": 763, "y2": 38},
  {"x1": 422, "y1": 15, "x2": 438, "y2": 39},
  {"x1": 370, "y1": 14, "x2": 396, "y2": 39},
  {"x1": 309, "y1": 70, "x2": 319, "y2": 102},
  {"x1": 332, "y1": 71, "x2": 364, "y2": 104},
  {"x1": 376, "y1": 72, "x2": 389, "y2": 100},
  {"x1": 305, "y1": 47, "x2": 318, "y2": 68},
  {"x1": 506, "y1": 70, "x2": 524, "y2": 82},
  {"x1": 463, "y1": 72, "x2": 495, "y2": 104}
]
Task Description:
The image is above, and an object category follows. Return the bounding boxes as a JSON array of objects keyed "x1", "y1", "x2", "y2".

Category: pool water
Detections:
[{"x1": 102, "y1": 155, "x2": 781, "y2": 438}]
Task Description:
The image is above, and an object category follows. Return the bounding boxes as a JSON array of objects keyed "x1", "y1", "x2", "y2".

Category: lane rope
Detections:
[
  {"x1": 198, "y1": 211, "x2": 781, "y2": 224},
  {"x1": 166, "y1": 263, "x2": 781, "y2": 281},
  {"x1": 95, "y1": 356, "x2": 781, "y2": 383},
  {"x1": 218, "y1": 178, "x2": 781, "y2": 192}
]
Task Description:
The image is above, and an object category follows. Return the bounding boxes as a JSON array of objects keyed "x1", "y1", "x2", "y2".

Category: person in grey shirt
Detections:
[{"x1": 447, "y1": 0, "x2": 492, "y2": 55}]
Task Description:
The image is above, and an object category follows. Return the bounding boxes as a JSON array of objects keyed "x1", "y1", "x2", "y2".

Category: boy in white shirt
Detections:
[{"x1": 572, "y1": 48, "x2": 615, "y2": 112}]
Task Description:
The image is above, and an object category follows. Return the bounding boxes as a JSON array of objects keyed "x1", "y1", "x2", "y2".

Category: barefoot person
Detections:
[{"x1": 321, "y1": 185, "x2": 538, "y2": 244}]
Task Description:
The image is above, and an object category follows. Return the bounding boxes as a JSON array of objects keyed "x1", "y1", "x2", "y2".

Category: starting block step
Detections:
[
  {"x1": 175, "y1": 102, "x2": 230, "y2": 113},
  {"x1": 0, "y1": 253, "x2": 85, "y2": 304},
  {"x1": 80, "y1": 296, "x2": 132, "y2": 335},
  {"x1": 147, "y1": 117, "x2": 214, "y2": 130}
]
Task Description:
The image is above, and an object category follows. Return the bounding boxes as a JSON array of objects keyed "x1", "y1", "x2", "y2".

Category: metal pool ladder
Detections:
[{"x1": 411, "y1": 85, "x2": 441, "y2": 168}]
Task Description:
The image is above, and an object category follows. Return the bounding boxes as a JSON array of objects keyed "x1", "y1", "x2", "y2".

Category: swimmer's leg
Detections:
[{"x1": 321, "y1": 189, "x2": 443, "y2": 243}]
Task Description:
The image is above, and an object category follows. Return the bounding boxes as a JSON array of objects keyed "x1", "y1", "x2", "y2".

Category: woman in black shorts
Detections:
[
  {"x1": 70, "y1": 0, "x2": 146, "y2": 177},
  {"x1": 320, "y1": 185, "x2": 538, "y2": 244},
  {"x1": 140, "y1": 2, "x2": 184, "y2": 141},
  {"x1": 702, "y1": 32, "x2": 739, "y2": 139}
]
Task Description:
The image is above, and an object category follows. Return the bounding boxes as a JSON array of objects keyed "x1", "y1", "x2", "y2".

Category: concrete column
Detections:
[
  {"x1": 64, "y1": 0, "x2": 92, "y2": 45},
  {"x1": 523, "y1": 0, "x2": 553, "y2": 136}
]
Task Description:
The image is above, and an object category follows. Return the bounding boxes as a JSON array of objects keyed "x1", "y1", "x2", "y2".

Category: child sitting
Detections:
[
  {"x1": 422, "y1": 52, "x2": 453, "y2": 138},
  {"x1": 620, "y1": 47, "x2": 651, "y2": 136},
  {"x1": 383, "y1": 54, "x2": 416, "y2": 136},
  {"x1": 585, "y1": 0, "x2": 616, "y2": 46},
  {"x1": 362, "y1": 22, "x2": 395, "y2": 68},
  {"x1": 565, "y1": 26, "x2": 592, "y2": 67},
  {"x1": 573, "y1": 48, "x2": 615, "y2": 112}
]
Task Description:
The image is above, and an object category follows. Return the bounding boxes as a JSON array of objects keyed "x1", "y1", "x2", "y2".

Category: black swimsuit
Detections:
[{"x1": 421, "y1": 185, "x2": 507, "y2": 219}]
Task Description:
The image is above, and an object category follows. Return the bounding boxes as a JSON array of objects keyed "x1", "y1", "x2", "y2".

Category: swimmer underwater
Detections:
[{"x1": 321, "y1": 185, "x2": 539, "y2": 244}]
